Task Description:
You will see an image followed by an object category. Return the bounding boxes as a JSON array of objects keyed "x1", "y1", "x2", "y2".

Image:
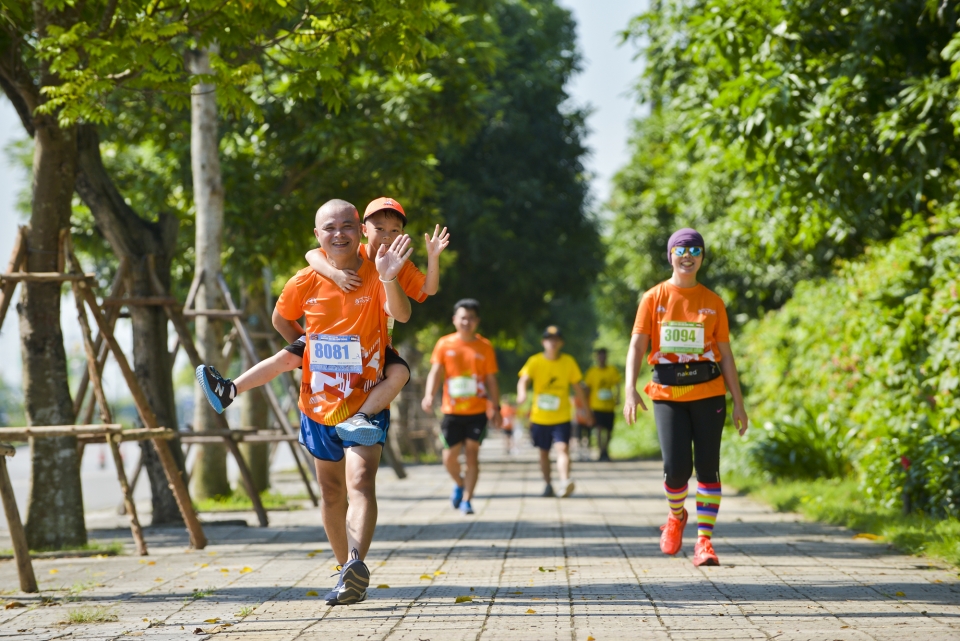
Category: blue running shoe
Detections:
[
  {"x1": 335, "y1": 413, "x2": 383, "y2": 447},
  {"x1": 460, "y1": 499, "x2": 474, "y2": 515},
  {"x1": 195, "y1": 365, "x2": 235, "y2": 414},
  {"x1": 451, "y1": 485, "x2": 464, "y2": 509},
  {"x1": 325, "y1": 550, "x2": 369, "y2": 606}
]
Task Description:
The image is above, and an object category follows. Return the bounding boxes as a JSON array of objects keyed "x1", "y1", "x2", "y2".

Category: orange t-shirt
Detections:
[
  {"x1": 430, "y1": 333, "x2": 499, "y2": 415},
  {"x1": 500, "y1": 404, "x2": 516, "y2": 429},
  {"x1": 632, "y1": 281, "x2": 729, "y2": 402},
  {"x1": 319, "y1": 245, "x2": 427, "y2": 302},
  {"x1": 275, "y1": 260, "x2": 388, "y2": 425}
]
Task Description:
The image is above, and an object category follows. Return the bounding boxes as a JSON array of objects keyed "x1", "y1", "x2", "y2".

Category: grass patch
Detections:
[
  {"x1": 0, "y1": 540, "x2": 124, "y2": 558},
  {"x1": 63, "y1": 606, "x2": 118, "y2": 624},
  {"x1": 235, "y1": 604, "x2": 257, "y2": 617},
  {"x1": 726, "y1": 471, "x2": 960, "y2": 568},
  {"x1": 195, "y1": 490, "x2": 307, "y2": 513},
  {"x1": 191, "y1": 587, "x2": 216, "y2": 599}
]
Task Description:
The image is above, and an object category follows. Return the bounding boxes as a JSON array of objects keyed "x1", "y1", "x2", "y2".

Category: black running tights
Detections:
[{"x1": 653, "y1": 395, "x2": 726, "y2": 488}]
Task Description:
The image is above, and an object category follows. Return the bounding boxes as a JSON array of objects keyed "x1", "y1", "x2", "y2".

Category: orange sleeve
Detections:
[
  {"x1": 275, "y1": 273, "x2": 305, "y2": 321},
  {"x1": 398, "y1": 262, "x2": 427, "y2": 303},
  {"x1": 714, "y1": 297, "x2": 730, "y2": 342},
  {"x1": 484, "y1": 342, "x2": 499, "y2": 375},
  {"x1": 632, "y1": 290, "x2": 655, "y2": 335}
]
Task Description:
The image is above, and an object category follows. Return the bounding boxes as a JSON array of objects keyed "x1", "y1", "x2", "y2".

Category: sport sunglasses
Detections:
[{"x1": 671, "y1": 246, "x2": 703, "y2": 257}]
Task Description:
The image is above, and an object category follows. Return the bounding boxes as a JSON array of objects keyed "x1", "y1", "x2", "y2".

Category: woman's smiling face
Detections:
[{"x1": 670, "y1": 246, "x2": 702, "y2": 277}]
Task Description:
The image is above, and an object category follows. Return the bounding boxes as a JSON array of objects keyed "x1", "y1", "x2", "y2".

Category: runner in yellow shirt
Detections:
[
  {"x1": 517, "y1": 326, "x2": 592, "y2": 497},
  {"x1": 583, "y1": 348, "x2": 621, "y2": 461}
]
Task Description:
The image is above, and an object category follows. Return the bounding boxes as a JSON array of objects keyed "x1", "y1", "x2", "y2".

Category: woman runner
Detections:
[{"x1": 623, "y1": 228, "x2": 748, "y2": 566}]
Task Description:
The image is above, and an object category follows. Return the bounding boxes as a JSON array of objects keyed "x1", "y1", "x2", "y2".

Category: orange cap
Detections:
[{"x1": 363, "y1": 197, "x2": 406, "y2": 223}]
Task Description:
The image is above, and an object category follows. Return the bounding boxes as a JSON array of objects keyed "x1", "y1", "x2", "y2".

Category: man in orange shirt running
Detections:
[
  {"x1": 274, "y1": 199, "x2": 410, "y2": 605},
  {"x1": 422, "y1": 299, "x2": 501, "y2": 515}
]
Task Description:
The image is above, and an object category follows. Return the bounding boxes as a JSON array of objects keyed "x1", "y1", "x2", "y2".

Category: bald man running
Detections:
[{"x1": 272, "y1": 199, "x2": 411, "y2": 605}]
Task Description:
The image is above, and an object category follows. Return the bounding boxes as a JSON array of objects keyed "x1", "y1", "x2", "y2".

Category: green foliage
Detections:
[
  {"x1": 726, "y1": 471, "x2": 960, "y2": 568},
  {"x1": 605, "y1": 0, "x2": 960, "y2": 321},
  {"x1": 194, "y1": 490, "x2": 307, "y2": 512},
  {"x1": 4, "y1": 0, "x2": 460, "y2": 125},
  {"x1": 727, "y1": 213, "x2": 960, "y2": 517},
  {"x1": 64, "y1": 607, "x2": 118, "y2": 624},
  {"x1": 419, "y1": 0, "x2": 602, "y2": 352}
]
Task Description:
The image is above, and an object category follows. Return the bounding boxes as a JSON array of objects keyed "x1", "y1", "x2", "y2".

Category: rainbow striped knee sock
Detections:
[
  {"x1": 664, "y1": 483, "x2": 688, "y2": 519},
  {"x1": 696, "y1": 481, "x2": 721, "y2": 537}
]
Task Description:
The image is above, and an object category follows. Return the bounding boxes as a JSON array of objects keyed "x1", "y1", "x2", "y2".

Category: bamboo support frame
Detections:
[
  {"x1": 146, "y1": 259, "x2": 270, "y2": 526},
  {"x1": 65, "y1": 244, "x2": 207, "y2": 549},
  {"x1": 0, "y1": 450, "x2": 37, "y2": 593},
  {"x1": 107, "y1": 434, "x2": 147, "y2": 555}
]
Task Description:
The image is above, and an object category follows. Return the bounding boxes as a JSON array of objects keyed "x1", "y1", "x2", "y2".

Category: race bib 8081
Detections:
[
  {"x1": 309, "y1": 334, "x2": 362, "y2": 374},
  {"x1": 659, "y1": 321, "x2": 704, "y2": 354}
]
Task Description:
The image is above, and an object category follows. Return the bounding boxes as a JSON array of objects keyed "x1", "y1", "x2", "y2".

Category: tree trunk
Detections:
[
  {"x1": 75, "y1": 125, "x2": 187, "y2": 524},
  {"x1": 188, "y1": 45, "x2": 230, "y2": 500},
  {"x1": 20, "y1": 109, "x2": 86, "y2": 551},
  {"x1": 239, "y1": 279, "x2": 270, "y2": 494},
  {"x1": 0, "y1": 0, "x2": 89, "y2": 550}
]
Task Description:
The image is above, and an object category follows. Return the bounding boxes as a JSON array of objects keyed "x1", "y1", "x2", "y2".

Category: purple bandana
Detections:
[{"x1": 667, "y1": 228, "x2": 705, "y2": 263}]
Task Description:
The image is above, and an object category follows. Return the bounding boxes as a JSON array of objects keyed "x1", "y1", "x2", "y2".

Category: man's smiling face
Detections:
[{"x1": 314, "y1": 203, "x2": 361, "y2": 262}]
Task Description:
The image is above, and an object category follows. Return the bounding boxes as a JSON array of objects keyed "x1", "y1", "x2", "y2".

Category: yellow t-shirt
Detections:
[
  {"x1": 519, "y1": 353, "x2": 583, "y2": 426},
  {"x1": 583, "y1": 365, "x2": 621, "y2": 412}
]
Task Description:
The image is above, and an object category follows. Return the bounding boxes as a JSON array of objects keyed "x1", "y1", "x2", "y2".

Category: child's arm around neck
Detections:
[{"x1": 305, "y1": 247, "x2": 363, "y2": 292}]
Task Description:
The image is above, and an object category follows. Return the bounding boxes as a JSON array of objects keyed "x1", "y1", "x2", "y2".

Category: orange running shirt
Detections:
[
  {"x1": 318, "y1": 245, "x2": 427, "y2": 302},
  {"x1": 430, "y1": 333, "x2": 499, "y2": 415},
  {"x1": 632, "y1": 281, "x2": 730, "y2": 402},
  {"x1": 275, "y1": 261, "x2": 388, "y2": 425},
  {"x1": 500, "y1": 404, "x2": 516, "y2": 430}
]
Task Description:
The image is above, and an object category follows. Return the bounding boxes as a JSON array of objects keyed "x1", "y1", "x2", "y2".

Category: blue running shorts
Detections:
[
  {"x1": 530, "y1": 421, "x2": 572, "y2": 451},
  {"x1": 299, "y1": 409, "x2": 390, "y2": 462}
]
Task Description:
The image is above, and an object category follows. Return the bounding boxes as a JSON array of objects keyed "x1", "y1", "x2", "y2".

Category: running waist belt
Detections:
[{"x1": 652, "y1": 361, "x2": 721, "y2": 386}]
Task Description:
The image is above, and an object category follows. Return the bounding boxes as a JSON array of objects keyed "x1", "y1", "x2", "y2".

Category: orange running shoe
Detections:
[
  {"x1": 659, "y1": 508, "x2": 688, "y2": 555},
  {"x1": 693, "y1": 536, "x2": 720, "y2": 567}
]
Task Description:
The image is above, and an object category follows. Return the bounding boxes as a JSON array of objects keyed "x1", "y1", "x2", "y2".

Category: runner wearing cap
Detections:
[
  {"x1": 202, "y1": 199, "x2": 411, "y2": 606},
  {"x1": 421, "y1": 299, "x2": 501, "y2": 515},
  {"x1": 195, "y1": 196, "x2": 447, "y2": 446},
  {"x1": 305, "y1": 197, "x2": 449, "y2": 440},
  {"x1": 517, "y1": 326, "x2": 592, "y2": 497},
  {"x1": 583, "y1": 348, "x2": 621, "y2": 461},
  {"x1": 623, "y1": 228, "x2": 748, "y2": 567}
]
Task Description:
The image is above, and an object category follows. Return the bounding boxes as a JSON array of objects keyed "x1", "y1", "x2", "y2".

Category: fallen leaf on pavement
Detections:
[
  {"x1": 455, "y1": 596, "x2": 473, "y2": 603},
  {"x1": 434, "y1": 571, "x2": 446, "y2": 576},
  {"x1": 240, "y1": 567, "x2": 253, "y2": 574},
  {"x1": 305, "y1": 591, "x2": 319, "y2": 597},
  {"x1": 510, "y1": 592, "x2": 523, "y2": 595},
  {"x1": 193, "y1": 628, "x2": 204, "y2": 634},
  {"x1": 587, "y1": 637, "x2": 595, "y2": 641},
  {"x1": 420, "y1": 574, "x2": 433, "y2": 580},
  {"x1": 526, "y1": 609, "x2": 536, "y2": 614},
  {"x1": 895, "y1": 591, "x2": 905, "y2": 597},
  {"x1": 49, "y1": 569, "x2": 58, "y2": 574},
  {"x1": 377, "y1": 585, "x2": 390, "y2": 589},
  {"x1": 204, "y1": 618, "x2": 219, "y2": 623},
  {"x1": 4, "y1": 602, "x2": 24, "y2": 609},
  {"x1": 853, "y1": 533, "x2": 882, "y2": 541}
]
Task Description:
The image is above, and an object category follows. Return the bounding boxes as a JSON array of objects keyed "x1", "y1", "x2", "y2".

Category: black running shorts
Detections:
[
  {"x1": 441, "y1": 413, "x2": 488, "y2": 447},
  {"x1": 593, "y1": 410, "x2": 615, "y2": 430}
]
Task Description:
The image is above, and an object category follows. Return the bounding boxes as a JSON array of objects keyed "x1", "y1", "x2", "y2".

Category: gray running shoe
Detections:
[
  {"x1": 541, "y1": 484, "x2": 555, "y2": 497},
  {"x1": 325, "y1": 550, "x2": 370, "y2": 606},
  {"x1": 561, "y1": 479, "x2": 575, "y2": 498},
  {"x1": 335, "y1": 413, "x2": 383, "y2": 446}
]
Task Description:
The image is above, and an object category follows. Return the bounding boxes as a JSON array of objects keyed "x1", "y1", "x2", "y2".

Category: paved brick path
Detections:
[{"x1": 1, "y1": 451, "x2": 959, "y2": 640}]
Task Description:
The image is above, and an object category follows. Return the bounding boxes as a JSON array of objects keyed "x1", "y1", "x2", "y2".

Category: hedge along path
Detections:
[{"x1": 1, "y1": 452, "x2": 958, "y2": 639}]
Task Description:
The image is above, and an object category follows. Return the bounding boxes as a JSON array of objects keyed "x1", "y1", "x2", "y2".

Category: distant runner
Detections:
[
  {"x1": 517, "y1": 326, "x2": 591, "y2": 498},
  {"x1": 499, "y1": 397, "x2": 517, "y2": 454},
  {"x1": 583, "y1": 348, "x2": 621, "y2": 461},
  {"x1": 422, "y1": 299, "x2": 501, "y2": 515},
  {"x1": 623, "y1": 228, "x2": 748, "y2": 567}
]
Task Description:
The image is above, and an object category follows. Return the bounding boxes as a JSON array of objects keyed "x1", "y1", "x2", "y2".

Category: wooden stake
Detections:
[
  {"x1": 108, "y1": 435, "x2": 147, "y2": 555},
  {"x1": 215, "y1": 273, "x2": 319, "y2": 506},
  {"x1": 0, "y1": 454, "x2": 37, "y2": 593},
  {"x1": 0, "y1": 227, "x2": 27, "y2": 329},
  {"x1": 73, "y1": 260, "x2": 128, "y2": 420},
  {"x1": 66, "y1": 248, "x2": 207, "y2": 549},
  {"x1": 70, "y1": 278, "x2": 113, "y2": 424},
  {"x1": 146, "y1": 257, "x2": 270, "y2": 526}
]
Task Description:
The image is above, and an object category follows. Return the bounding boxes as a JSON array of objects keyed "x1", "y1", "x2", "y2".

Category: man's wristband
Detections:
[{"x1": 379, "y1": 276, "x2": 397, "y2": 283}]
